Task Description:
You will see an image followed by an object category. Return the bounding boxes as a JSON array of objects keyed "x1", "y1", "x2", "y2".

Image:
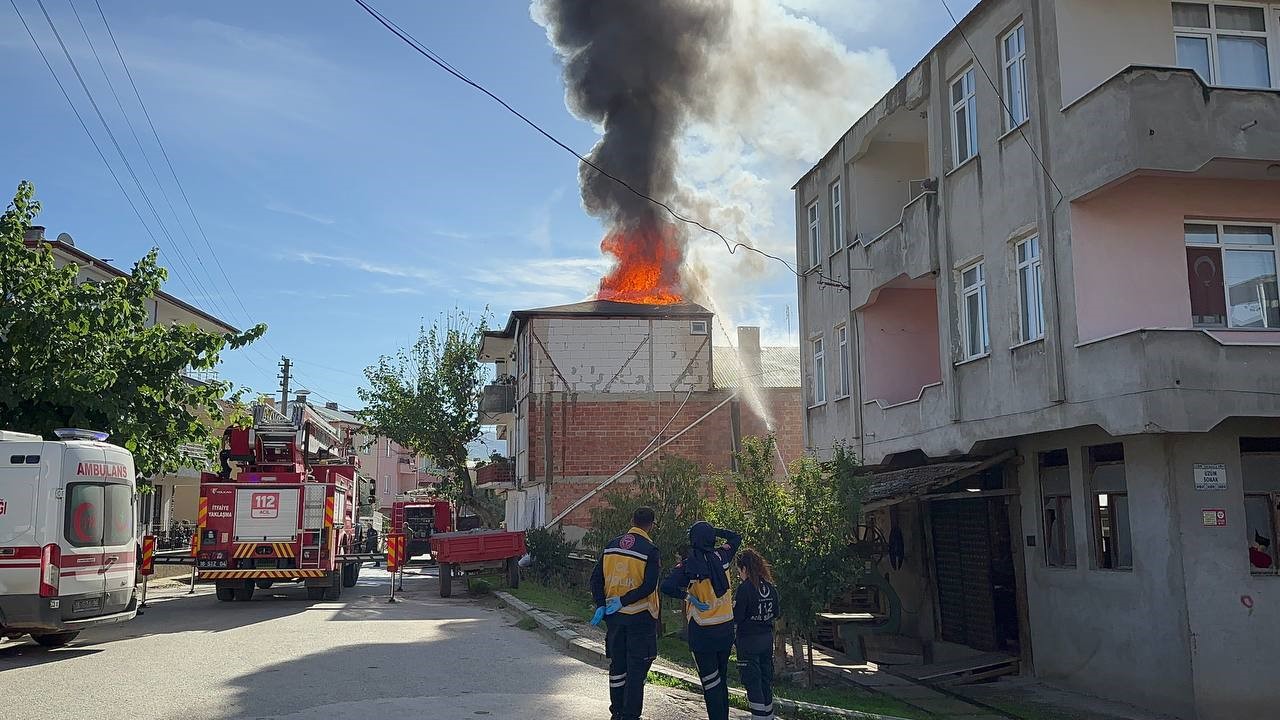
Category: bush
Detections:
[
  {"x1": 584, "y1": 454, "x2": 709, "y2": 571},
  {"x1": 524, "y1": 526, "x2": 576, "y2": 584}
]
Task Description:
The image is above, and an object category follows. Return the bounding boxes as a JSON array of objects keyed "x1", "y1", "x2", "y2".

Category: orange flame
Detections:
[{"x1": 596, "y1": 223, "x2": 684, "y2": 305}]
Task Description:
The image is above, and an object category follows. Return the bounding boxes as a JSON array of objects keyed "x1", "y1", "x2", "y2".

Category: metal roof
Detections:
[
  {"x1": 712, "y1": 346, "x2": 801, "y2": 389},
  {"x1": 861, "y1": 450, "x2": 1016, "y2": 511},
  {"x1": 490, "y1": 299, "x2": 713, "y2": 338}
]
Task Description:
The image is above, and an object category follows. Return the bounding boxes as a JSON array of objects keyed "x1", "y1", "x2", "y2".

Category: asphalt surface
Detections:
[{"x1": 0, "y1": 564, "x2": 744, "y2": 719}]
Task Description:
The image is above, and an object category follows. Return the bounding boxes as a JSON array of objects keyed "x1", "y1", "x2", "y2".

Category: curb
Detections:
[{"x1": 494, "y1": 590, "x2": 914, "y2": 720}]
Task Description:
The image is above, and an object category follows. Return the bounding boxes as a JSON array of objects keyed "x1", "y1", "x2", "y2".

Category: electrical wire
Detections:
[
  {"x1": 937, "y1": 0, "x2": 1066, "y2": 201},
  {"x1": 351, "y1": 0, "x2": 848, "y2": 290}
]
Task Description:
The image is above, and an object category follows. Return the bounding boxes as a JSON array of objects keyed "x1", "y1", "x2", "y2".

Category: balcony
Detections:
[
  {"x1": 851, "y1": 192, "x2": 938, "y2": 309},
  {"x1": 480, "y1": 379, "x2": 516, "y2": 426},
  {"x1": 474, "y1": 456, "x2": 515, "y2": 490},
  {"x1": 1060, "y1": 66, "x2": 1280, "y2": 201}
]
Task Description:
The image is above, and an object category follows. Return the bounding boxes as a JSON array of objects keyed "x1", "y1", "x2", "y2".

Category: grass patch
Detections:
[
  {"x1": 511, "y1": 581, "x2": 928, "y2": 720},
  {"x1": 469, "y1": 579, "x2": 493, "y2": 595},
  {"x1": 515, "y1": 616, "x2": 539, "y2": 631}
]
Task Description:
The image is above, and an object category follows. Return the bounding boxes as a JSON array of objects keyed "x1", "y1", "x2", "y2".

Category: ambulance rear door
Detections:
[
  {"x1": 0, "y1": 443, "x2": 43, "y2": 596},
  {"x1": 59, "y1": 445, "x2": 135, "y2": 619}
]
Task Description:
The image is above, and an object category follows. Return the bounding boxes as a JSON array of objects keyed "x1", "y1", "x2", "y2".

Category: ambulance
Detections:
[{"x1": 0, "y1": 429, "x2": 139, "y2": 647}]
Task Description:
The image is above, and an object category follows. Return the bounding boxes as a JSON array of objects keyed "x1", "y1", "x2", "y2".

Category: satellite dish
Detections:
[{"x1": 56, "y1": 232, "x2": 75, "y2": 246}]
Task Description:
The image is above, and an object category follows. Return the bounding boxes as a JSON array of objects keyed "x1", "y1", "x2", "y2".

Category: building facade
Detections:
[
  {"x1": 794, "y1": 2, "x2": 1280, "y2": 718},
  {"x1": 478, "y1": 300, "x2": 802, "y2": 542}
]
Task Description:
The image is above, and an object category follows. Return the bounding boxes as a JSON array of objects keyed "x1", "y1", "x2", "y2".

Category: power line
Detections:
[
  {"x1": 351, "y1": 0, "x2": 847, "y2": 290},
  {"x1": 8, "y1": 0, "x2": 202, "y2": 302},
  {"x1": 32, "y1": 0, "x2": 218, "y2": 308},
  {"x1": 936, "y1": 0, "x2": 1065, "y2": 201}
]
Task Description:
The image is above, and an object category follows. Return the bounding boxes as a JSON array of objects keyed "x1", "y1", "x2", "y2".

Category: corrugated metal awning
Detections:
[{"x1": 861, "y1": 450, "x2": 1015, "y2": 512}]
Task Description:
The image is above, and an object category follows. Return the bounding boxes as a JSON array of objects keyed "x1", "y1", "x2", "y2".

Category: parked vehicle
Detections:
[
  {"x1": 432, "y1": 528, "x2": 526, "y2": 598},
  {"x1": 0, "y1": 429, "x2": 139, "y2": 646},
  {"x1": 391, "y1": 498, "x2": 451, "y2": 560}
]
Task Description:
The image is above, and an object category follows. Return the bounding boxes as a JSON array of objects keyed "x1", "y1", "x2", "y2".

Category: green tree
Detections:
[
  {"x1": 358, "y1": 311, "x2": 500, "y2": 525},
  {"x1": 584, "y1": 454, "x2": 710, "y2": 571},
  {"x1": 0, "y1": 182, "x2": 264, "y2": 479}
]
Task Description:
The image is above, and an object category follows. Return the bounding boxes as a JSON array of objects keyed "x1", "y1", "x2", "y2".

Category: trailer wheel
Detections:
[
  {"x1": 235, "y1": 581, "x2": 256, "y2": 601},
  {"x1": 31, "y1": 631, "x2": 79, "y2": 648},
  {"x1": 440, "y1": 563, "x2": 453, "y2": 598},
  {"x1": 216, "y1": 585, "x2": 236, "y2": 602},
  {"x1": 341, "y1": 562, "x2": 359, "y2": 588},
  {"x1": 506, "y1": 558, "x2": 520, "y2": 589}
]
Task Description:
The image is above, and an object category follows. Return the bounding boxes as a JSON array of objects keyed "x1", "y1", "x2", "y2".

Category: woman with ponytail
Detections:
[{"x1": 734, "y1": 548, "x2": 780, "y2": 720}]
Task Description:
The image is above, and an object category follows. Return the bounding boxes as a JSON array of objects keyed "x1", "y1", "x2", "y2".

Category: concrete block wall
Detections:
[{"x1": 529, "y1": 317, "x2": 711, "y2": 395}]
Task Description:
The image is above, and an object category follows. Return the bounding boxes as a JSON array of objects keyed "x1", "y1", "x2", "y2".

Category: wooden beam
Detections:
[{"x1": 922, "y1": 488, "x2": 1019, "y2": 503}]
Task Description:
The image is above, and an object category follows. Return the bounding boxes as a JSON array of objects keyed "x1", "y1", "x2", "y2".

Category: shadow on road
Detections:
[{"x1": 0, "y1": 644, "x2": 103, "y2": 669}]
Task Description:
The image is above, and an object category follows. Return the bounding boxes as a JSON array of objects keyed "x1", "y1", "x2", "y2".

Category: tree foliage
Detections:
[
  {"x1": 0, "y1": 181, "x2": 264, "y2": 479},
  {"x1": 584, "y1": 454, "x2": 711, "y2": 572},
  {"x1": 358, "y1": 310, "x2": 499, "y2": 524}
]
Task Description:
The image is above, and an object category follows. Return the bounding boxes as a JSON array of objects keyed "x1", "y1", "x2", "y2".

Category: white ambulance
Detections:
[{"x1": 0, "y1": 429, "x2": 139, "y2": 647}]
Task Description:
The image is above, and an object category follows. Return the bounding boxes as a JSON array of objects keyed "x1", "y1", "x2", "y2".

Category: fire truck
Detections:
[
  {"x1": 390, "y1": 498, "x2": 451, "y2": 560},
  {"x1": 193, "y1": 403, "x2": 369, "y2": 602}
]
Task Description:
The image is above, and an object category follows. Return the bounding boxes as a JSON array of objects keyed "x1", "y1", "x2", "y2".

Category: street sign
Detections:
[
  {"x1": 1202, "y1": 508, "x2": 1227, "y2": 527},
  {"x1": 386, "y1": 532, "x2": 406, "y2": 573},
  {"x1": 1194, "y1": 464, "x2": 1227, "y2": 491},
  {"x1": 140, "y1": 535, "x2": 156, "y2": 576}
]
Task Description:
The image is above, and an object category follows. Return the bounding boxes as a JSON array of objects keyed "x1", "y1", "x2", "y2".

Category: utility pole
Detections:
[{"x1": 278, "y1": 357, "x2": 292, "y2": 413}]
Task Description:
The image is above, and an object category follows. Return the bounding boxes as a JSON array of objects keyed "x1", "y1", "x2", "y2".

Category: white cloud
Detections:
[
  {"x1": 296, "y1": 251, "x2": 440, "y2": 284},
  {"x1": 468, "y1": 255, "x2": 609, "y2": 311},
  {"x1": 265, "y1": 201, "x2": 335, "y2": 226},
  {"x1": 374, "y1": 284, "x2": 426, "y2": 296}
]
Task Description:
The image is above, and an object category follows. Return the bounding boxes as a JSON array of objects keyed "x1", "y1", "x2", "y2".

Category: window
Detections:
[
  {"x1": 1087, "y1": 443, "x2": 1131, "y2": 571},
  {"x1": 1039, "y1": 449, "x2": 1076, "y2": 568},
  {"x1": 385, "y1": 440, "x2": 392, "y2": 458},
  {"x1": 830, "y1": 180, "x2": 844, "y2": 251},
  {"x1": 1185, "y1": 222, "x2": 1279, "y2": 328},
  {"x1": 1242, "y1": 438, "x2": 1280, "y2": 573},
  {"x1": 836, "y1": 325, "x2": 851, "y2": 398},
  {"x1": 1016, "y1": 236, "x2": 1044, "y2": 342},
  {"x1": 950, "y1": 67, "x2": 978, "y2": 166},
  {"x1": 811, "y1": 336, "x2": 827, "y2": 405},
  {"x1": 690, "y1": 320, "x2": 708, "y2": 335},
  {"x1": 1002, "y1": 23, "x2": 1029, "y2": 129},
  {"x1": 959, "y1": 261, "x2": 990, "y2": 359},
  {"x1": 807, "y1": 201, "x2": 821, "y2": 267},
  {"x1": 383, "y1": 474, "x2": 391, "y2": 494},
  {"x1": 1174, "y1": 2, "x2": 1273, "y2": 88},
  {"x1": 64, "y1": 483, "x2": 132, "y2": 547}
]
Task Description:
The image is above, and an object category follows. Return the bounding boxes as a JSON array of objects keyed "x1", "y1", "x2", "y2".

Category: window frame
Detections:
[
  {"x1": 836, "y1": 324, "x2": 851, "y2": 399},
  {"x1": 1015, "y1": 235, "x2": 1045, "y2": 342},
  {"x1": 1184, "y1": 220, "x2": 1280, "y2": 329},
  {"x1": 950, "y1": 66, "x2": 979, "y2": 167},
  {"x1": 1173, "y1": 2, "x2": 1276, "y2": 89},
  {"x1": 63, "y1": 482, "x2": 133, "y2": 548},
  {"x1": 1038, "y1": 450, "x2": 1076, "y2": 568},
  {"x1": 1087, "y1": 443, "x2": 1132, "y2": 572},
  {"x1": 1001, "y1": 22, "x2": 1030, "y2": 130},
  {"x1": 1245, "y1": 490, "x2": 1280, "y2": 574},
  {"x1": 807, "y1": 201, "x2": 821, "y2": 269},
  {"x1": 959, "y1": 260, "x2": 990, "y2": 360},
  {"x1": 810, "y1": 335, "x2": 827, "y2": 406},
  {"x1": 830, "y1": 180, "x2": 845, "y2": 253}
]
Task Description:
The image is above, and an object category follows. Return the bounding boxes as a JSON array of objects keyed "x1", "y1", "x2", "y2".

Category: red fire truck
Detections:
[
  {"x1": 193, "y1": 404, "x2": 369, "y2": 602},
  {"x1": 390, "y1": 498, "x2": 451, "y2": 560}
]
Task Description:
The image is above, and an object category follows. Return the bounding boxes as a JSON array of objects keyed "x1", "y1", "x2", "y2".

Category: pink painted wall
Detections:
[
  {"x1": 1072, "y1": 177, "x2": 1280, "y2": 343},
  {"x1": 860, "y1": 288, "x2": 942, "y2": 405}
]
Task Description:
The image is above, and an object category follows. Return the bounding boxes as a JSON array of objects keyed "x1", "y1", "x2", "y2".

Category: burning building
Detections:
[{"x1": 476, "y1": 300, "x2": 801, "y2": 540}]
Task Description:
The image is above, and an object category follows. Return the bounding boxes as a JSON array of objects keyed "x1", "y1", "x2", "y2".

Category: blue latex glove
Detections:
[
  {"x1": 590, "y1": 606, "x2": 606, "y2": 626},
  {"x1": 687, "y1": 593, "x2": 711, "y2": 612},
  {"x1": 604, "y1": 597, "x2": 623, "y2": 615}
]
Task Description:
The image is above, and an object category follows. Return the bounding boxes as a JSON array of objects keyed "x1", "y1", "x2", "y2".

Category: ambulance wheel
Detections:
[
  {"x1": 440, "y1": 563, "x2": 453, "y2": 598},
  {"x1": 342, "y1": 562, "x2": 360, "y2": 588},
  {"x1": 235, "y1": 581, "x2": 255, "y2": 601},
  {"x1": 307, "y1": 587, "x2": 326, "y2": 601},
  {"x1": 506, "y1": 558, "x2": 520, "y2": 588},
  {"x1": 31, "y1": 631, "x2": 79, "y2": 648},
  {"x1": 256, "y1": 581, "x2": 274, "y2": 590},
  {"x1": 215, "y1": 586, "x2": 236, "y2": 602}
]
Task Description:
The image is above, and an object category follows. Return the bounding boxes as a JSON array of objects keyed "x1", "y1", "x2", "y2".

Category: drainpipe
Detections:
[{"x1": 842, "y1": 137, "x2": 866, "y2": 461}]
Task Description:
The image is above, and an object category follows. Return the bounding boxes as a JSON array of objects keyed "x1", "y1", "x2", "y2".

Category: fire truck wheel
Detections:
[
  {"x1": 440, "y1": 563, "x2": 453, "y2": 598},
  {"x1": 323, "y1": 573, "x2": 342, "y2": 601},
  {"x1": 256, "y1": 581, "x2": 274, "y2": 590},
  {"x1": 506, "y1": 558, "x2": 520, "y2": 589},
  {"x1": 341, "y1": 562, "x2": 359, "y2": 588},
  {"x1": 236, "y1": 581, "x2": 256, "y2": 601},
  {"x1": 306, "y1": 586, "x2": 326, "y2": 601},
  {"x1": 215, "y1": 586, "x2": 236, "y2": 602},
  {"x1": 31, "y1": 631, "x2": 79, "y2": 648}
]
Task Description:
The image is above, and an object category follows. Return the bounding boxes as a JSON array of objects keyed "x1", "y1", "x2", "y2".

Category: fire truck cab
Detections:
[
  {"x1": 391, "y1": 498, "x2": 452, "y2": 559},
  {"x1": 195, "y1": 404, "x2": 362, "y2": 602},
  {"x1": 0, "y1": 429, "x2": 138, "y2": 647}
]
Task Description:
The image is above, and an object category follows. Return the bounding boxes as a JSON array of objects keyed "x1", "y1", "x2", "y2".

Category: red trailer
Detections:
[
  {"x1": 432, "y1": 529, "x2": 526, "y2": 598},
  {"x1": 390, "y1": 498, "x2": 451, "y2": 560},
  {"x1": 193, "y1": 404, "x2": 372, "y2": 602}
]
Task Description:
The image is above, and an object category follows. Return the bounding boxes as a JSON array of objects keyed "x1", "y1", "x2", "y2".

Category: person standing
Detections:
[
  {"x1": 660, "y1": 521, "x2": 741, "y2": 720},
  {"x1": 734, "y1": 548, "x2": 780, "y2": 720},
  {"x1": 589, "y1": 507, "x2": 661, "y2": 720},
  {"x1": 365, "y1": 522, "x2": 380, "y2": 567}
]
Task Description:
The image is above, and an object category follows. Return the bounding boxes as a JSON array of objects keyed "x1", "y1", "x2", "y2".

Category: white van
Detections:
[{"x1": 0, "y1": 429, "x2": 139, "y2": 646}]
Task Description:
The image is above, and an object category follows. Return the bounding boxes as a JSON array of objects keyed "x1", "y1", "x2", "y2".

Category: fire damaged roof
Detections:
[
  {"x1": 488, "y1": 299, "x2": 712, "y2": 338},
  {"x1": 861, "y1": 450, "x2": 1016, "y2": 511},
  {"x1": 713, "y1": 346, "x2": 801, "y2": 389}
]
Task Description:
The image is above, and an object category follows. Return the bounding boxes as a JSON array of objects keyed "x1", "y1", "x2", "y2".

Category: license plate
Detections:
[
  {"x1": 73, "y1": 597, "x2": 102, "y2": 613},
  {"x1": 197, "y1": 559, "x2": 227, "y2": 569}
]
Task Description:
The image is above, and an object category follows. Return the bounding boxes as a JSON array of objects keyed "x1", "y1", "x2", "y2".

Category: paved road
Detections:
[{"x1": 0, "y1": 565, "x2": 743, "y2": 719}]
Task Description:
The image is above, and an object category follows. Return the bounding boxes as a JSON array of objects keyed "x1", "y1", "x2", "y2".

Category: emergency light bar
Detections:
[{"x1": 53, "y1": 428, "x2": 110, "y2": 441}]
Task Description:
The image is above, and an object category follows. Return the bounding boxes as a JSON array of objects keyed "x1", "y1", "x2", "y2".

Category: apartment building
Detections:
[
  {"x1": 794, "y1": 2, "x2": 1280, "y2": 718},
  {"x1": 476, "y1": 300, "x2": 802, "y2": 542}
]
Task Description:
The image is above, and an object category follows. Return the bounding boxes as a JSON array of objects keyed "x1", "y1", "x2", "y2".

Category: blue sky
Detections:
[{"x1": 1, "y1": 0, "x2": 978, "y2": 408}]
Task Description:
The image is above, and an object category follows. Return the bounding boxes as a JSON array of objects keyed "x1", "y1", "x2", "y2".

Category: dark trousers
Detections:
[
  {"x1": 605, "y1": 618, "x2": 657, "y2": 720},
  {"x1": 693, "y1": 648, "x2": 731, "y2": 720},
  {"x1": 737, "y1": 649, "x2": 775, "y2": 718}
]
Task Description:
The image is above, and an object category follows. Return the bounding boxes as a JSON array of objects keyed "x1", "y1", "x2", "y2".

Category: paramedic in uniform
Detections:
[
  {"x1": 589, "y1": 507, "x2": 661, "y2": 720},
  {"x1": 661, "y1": 521, "x2": 742, "y2": 720}
]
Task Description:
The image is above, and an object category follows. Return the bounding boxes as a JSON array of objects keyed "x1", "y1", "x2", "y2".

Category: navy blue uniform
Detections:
[
  {"x1": 734, "y1": 578, "x2": 780, "y2": 719},
  {"x1": 590, "y1": 527, "x2": 661, "y2": 720}
]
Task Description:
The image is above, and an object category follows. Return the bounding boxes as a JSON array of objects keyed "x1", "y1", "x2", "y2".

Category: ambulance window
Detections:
[
  {"x1": 65, "y1": 483, "x2": 105, "y2": 547},
  {"x1": 104, "y1": 484, "x2": 133, "y2": 546},
  {"x1": 8, "y1": 455, "x2": 22, "y2": 464},
  {"x1": 25, "y1": 455, "x2": 39, "y2": 464}
]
